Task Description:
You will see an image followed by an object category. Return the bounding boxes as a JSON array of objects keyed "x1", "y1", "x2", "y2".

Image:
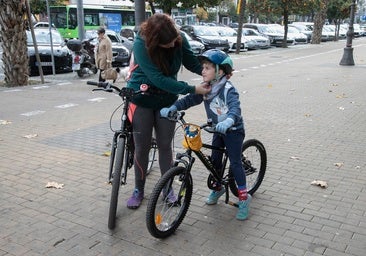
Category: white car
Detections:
[
  {"x1": 242, "y1": 28, "x2": 271, "y2": 49},
  {"x1": 215, "y1": 26, "x2": 248, "y2": 52},
  {"x1": 287, "y1": 27, "x2": 308, "y2": 44}
]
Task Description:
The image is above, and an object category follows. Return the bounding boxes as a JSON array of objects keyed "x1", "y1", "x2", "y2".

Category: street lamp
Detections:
[{"x1": 339, "y1": 0, "x2": 357, "y2": 66}]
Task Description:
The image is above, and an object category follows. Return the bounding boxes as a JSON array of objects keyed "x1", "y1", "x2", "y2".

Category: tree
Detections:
[
  {"x1": 29, "y1": 0, "x2": 64, "y2": 15},
  {"x1": 0, "y1": 0, "x2": 29, "y2": 87},
  {"x1": 312, "y1": 0, "x2": 330, "y2": 44},
  {"x1": 146, "y1": 0, "x2": 221, "y2": 15}
]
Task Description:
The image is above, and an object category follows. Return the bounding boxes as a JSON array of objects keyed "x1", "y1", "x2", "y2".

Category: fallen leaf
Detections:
[
  {"x1": 267, "y1": 84, "x2": 273, "y2": 88},
  {"x1": 334, "y1": 162, "x2": 344, "y2": 168},
  {"x1": 102, "y1": 151, "x2": 111, "y2": 157},
  {"x1": 336, "y1": 93, "x2": 346, "y2": 98},
  {"x1": 0, "y1": 120, "x2": 12, "y2": 125},
  {"x1": 45, "y1": 182, "x2": 64, "y2": 189},
  {"x1": 311, "y1": 180, "x2": 328, "y2": 188},
  {"x1": 23, "y1": 134, "x2": 38, "y2": 139}
]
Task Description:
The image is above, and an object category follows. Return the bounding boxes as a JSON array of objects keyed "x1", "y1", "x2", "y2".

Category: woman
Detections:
[
  {"x1": 126, "y1": 13, "x2": 210, "y2": 209},
  {"x1": 95, "y1": 27, "x2": 113, "y2": 82}
]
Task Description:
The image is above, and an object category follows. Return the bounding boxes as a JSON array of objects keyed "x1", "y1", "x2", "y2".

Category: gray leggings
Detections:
[{"x1": 131, "y1": 105, "x2": 176, "y2": 192}]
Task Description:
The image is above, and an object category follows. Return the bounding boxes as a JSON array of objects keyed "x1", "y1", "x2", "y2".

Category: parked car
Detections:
[
  {"x1": 289, "y1": 23, "x2": 313, "y2": 41},
  {"x1": 26, "y1": 29, "x2": 72, "y2": 76},
  {"x1": 287, "y1": 26, "x2": 308, "y2": 44},
  {"x1": 33, "y1": 22, "x2": 57, "y2": 30},
  {"x1": 241, "y1": 28, "x2": 271, "y2": 49},
  {"x1": 243, "y1": 23, "x2": 294, "y2": 46},
  {"x1": 120, "y1": 28, "x2": 136, "y2": 41},
  {"x1": 215, "y1": 26, "x2": 248, "y2": 52},
  {"x1": 85, "y1": 29, "x2": 131, "y2": 67},
  {"x1": 324, "y1": 25, "x2": 346, "y2": 40},
  {"x1": 180, "y1": 25, "x2": 230, "y2": 52},
  {"x1": 180, "y1": 31, "x2": 205, "y2": 55}
]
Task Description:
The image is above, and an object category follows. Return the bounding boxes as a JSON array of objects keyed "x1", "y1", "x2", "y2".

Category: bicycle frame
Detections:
[
  {"x1": 107, "y1": 99, "x2": 133, "y2": 184},
  {"x1": 174, "y1": 142, "x2": 230, "y2": 187}
]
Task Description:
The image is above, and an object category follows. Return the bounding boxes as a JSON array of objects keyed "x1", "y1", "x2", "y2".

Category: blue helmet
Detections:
[{"x1": 199, "y1": 49, "x2": 233, "y2": 74}]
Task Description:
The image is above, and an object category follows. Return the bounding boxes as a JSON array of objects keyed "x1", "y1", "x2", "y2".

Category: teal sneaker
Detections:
[
  {"x1": 236, "y1": 194, "x2": 252, "y2": 220},
  {"x1": 205, "y1": 187, "x2": 225, "y2": 205}
]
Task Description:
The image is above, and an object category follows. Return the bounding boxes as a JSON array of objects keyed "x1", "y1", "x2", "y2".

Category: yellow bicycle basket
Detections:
[{"x1": 182, "y1": 124, "x2": 202, "y2": 151}]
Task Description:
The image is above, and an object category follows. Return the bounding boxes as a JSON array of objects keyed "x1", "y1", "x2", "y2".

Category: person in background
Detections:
[
  {"x1": 95, "y1": 27, "x2": 112, "y2": 82},
  {"x1": 160, "y1": 49, "x2": 251, "y2": 220},
  {"x1": 125, "y1": 13, "x2": 211, "y2": 209}
]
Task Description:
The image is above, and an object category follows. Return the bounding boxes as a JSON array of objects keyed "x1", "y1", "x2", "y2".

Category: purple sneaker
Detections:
[
  {"x1": 127, "y1": 189, "x2": 144, "y2": 209},
  {"x1": 163, "y1": 188, "x2": 177, "y2": 204}
]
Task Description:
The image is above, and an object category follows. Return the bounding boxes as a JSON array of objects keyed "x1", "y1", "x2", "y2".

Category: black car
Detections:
[
  {"x1": 85, "y1": 30, "x2": 131, "y2": 67},
  {"x1": 27, "y1": 29, "x2": 72, "y2": 76},
  {"x1": 180, "y1": 31, "x2": 205, "y2": 56},
  {"x1": 180, "y1": 25, "x2": 230, "y2": 52}
]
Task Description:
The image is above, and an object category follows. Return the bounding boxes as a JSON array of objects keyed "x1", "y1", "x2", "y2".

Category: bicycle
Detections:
[
  {"x1": 146, "y1": 111, "x2": 267, "y2": 238},
  {"x1": 87, "y1": 81, "x2": 157, "y2": 230}
]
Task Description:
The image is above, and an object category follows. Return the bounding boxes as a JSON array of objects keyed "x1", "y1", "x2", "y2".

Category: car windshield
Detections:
[
  {"x1": 193, "y1": 26, "x2": 220, "y2": 36},
  {"x1": 243, "y1": 29, "x2": 260, "y2": 36},
  {"x1": 181, "y1": 31, "x2": 193, "y2": 41},
  {"x1": 27, "y1": 30, "x2": 64, "y2": 45},
  {"x1": 217, "y1": 27, "x2": 237, "y2": 36},
  {"x1": 260, "y1": 26, "x2": 277, "y2": 33}
]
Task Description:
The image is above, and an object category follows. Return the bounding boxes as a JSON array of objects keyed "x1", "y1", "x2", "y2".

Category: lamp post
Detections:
[{"x1": 339, "y1": 0, "x2": 357, "y2": 66}]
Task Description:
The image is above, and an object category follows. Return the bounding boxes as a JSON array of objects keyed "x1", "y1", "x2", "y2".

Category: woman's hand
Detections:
[{"x1": 195, "y1": 82, "x2": 211, "y2": 95}]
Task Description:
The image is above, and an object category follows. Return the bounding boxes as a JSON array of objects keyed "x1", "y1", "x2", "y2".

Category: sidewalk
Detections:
[{"x1": 0, "y1": 39, "x2": 365, "y2": 256}]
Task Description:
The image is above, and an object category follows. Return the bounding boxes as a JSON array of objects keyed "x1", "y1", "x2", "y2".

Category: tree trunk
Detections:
[
  {"x1": 311, "y1": 0, "x2": 329, "y2": 44},
  {"x1": 235, "y1": 0, "x2": 246, "y2": 54},
  {"x1": 282, "y1": 8, "x2": 289, "y2": 48},
  {"x1": 0, "y1": 0, "x2": 29, "y2": 87}
]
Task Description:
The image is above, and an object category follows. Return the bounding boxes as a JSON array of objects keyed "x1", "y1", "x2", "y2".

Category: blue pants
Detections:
[{"x1": 211, "y1": 128, "x2": 246, "y2": 187}]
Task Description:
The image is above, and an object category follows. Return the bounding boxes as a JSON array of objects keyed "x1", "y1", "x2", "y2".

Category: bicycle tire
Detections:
[
  {"x1": 146, "y1": 166, "x2": 193, "y2": 238},
  {"x1": 147, "y1": 138, "x2": 158, "y2": 174},
  {"x1": 108, "y1": 136, "x2": 128, "y2": 230},
  {"x1": 229, "y1": 139, "x2": 267, "y2": 196}
]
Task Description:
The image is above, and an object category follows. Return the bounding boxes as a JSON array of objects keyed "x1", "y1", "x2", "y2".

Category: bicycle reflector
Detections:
[{"x1": 182, "y1": 124, "x2": 202, "y2": 151}]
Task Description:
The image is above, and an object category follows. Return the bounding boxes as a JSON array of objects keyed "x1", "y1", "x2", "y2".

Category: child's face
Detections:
[{"x1": 201, "y1": 62, "x2": 216, "y2": 83}]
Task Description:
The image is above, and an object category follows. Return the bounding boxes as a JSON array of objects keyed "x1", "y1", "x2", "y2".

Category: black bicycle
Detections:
[
  {"x1": 146, "y1": 111, "x2": 267, "y2": 238},
  {"x1": 87, "y1": 81, "x2": 157, "y2": 230}
]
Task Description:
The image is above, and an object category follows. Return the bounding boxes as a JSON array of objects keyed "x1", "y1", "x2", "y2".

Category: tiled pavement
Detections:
[{"x1": 0, "y1": 38, "x2": 365, "y2": 256}]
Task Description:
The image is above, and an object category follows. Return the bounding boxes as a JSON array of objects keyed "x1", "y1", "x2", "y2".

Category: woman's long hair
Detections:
[{"x1": 140, "y1": 13, "x2": 182, "y2": 76}]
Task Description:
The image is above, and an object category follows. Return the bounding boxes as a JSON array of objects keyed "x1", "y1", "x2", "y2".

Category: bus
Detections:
[{"x1": 49, "y1": 4, "x2": 152, "y2": 39}]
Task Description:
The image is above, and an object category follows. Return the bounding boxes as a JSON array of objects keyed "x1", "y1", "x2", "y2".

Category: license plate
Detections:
[{"x1": 72, "y1": 63, "x2": 80, "y2": 70}]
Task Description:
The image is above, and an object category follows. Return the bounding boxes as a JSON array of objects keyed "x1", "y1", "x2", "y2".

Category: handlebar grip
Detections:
[
  {"x1": 87, "y1": 81, "x2": 110, "y2": 89},
  {"x1": 87, "y1": 81, "x2": 98, "y2": 86}
]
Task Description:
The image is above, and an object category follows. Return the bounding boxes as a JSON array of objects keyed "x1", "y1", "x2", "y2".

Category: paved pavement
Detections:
[{"x1": 1, "y1": 38, "x2": 366, "y2": 256}]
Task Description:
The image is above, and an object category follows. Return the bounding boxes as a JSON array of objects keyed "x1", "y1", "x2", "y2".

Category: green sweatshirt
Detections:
[{"x1": 126, "y1": 32, "x2": 202, "y2": 110}]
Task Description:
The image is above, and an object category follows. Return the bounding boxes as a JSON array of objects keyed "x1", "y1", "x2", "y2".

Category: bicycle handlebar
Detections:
[
  {"x1": 165, "y1": 110, "x2": 229, "y2": 135},
  {"x1": 87, "y1": 81, "x2": 149, "y2": 98}
]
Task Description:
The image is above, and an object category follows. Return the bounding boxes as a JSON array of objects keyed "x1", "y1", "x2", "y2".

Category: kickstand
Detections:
[{"x1": 224, "y1": 184, "x2": 238, "y2": 208}]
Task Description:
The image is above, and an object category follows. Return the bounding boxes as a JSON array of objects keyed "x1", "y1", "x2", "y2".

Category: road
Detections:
[{"x1": 0, "y1": 38, "x2": 366, "y2": 256}]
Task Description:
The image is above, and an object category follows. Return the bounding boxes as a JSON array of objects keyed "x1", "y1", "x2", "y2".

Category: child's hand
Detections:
[{"x1": 215, "y1": 118, "x2": 234, "y2": 134}]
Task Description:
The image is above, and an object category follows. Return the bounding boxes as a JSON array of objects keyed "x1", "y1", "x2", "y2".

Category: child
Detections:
[{"x1": 160, "y1": 49, "x2": 251, "y2": 220}]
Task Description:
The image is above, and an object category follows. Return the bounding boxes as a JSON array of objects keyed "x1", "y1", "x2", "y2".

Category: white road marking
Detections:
[
  {"x1": 88, "y1": 97, "x2": 106, "y2": 102},
  {"x1": 55, "y1": 103, "x2": 78, "y2": 109},
  {"x1": 21, "y1": 110, "x2": 46, "y2": 116}
]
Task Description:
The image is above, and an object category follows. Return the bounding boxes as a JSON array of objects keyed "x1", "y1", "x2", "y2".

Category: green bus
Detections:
[{"x1": 50, "y1": 4, "x2": 152, "y2": 39}]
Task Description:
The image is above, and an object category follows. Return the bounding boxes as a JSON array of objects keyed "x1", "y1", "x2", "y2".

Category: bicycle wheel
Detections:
[
  {"x1": 146, "y1": 166, "x2": 193, "y2": 238},
  {"x1": 108, "y1": 136, "x2": 129, "y2": 230},
  {"x1": 229, "y1": 139, "x2": 267, "y2": 197},
  {"x1": 147, "y1": 137, "x2": 157, "y2": 174}
]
